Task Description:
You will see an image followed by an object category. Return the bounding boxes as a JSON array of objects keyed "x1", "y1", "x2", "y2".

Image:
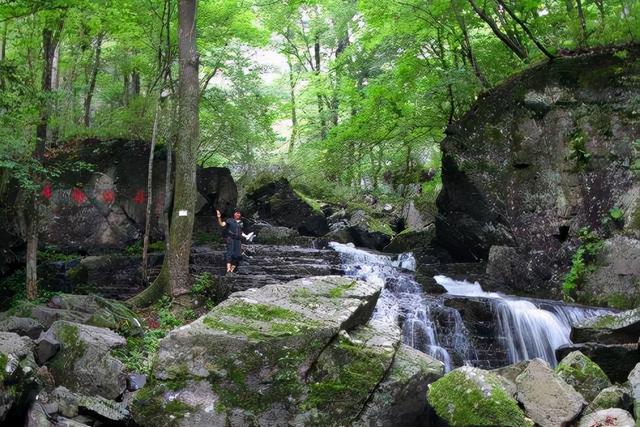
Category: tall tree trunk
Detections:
[
  {"x1": 26, "y1": 23, "x2": 61, "y2": 300},
  {"x1": 123, "y1": 73, "x2": 130, "y2": 106},
  {"x1": 48, "y1": 39, "x2": 60, "y2": 143},
  {"x1": 128, "y1": 0, "x2": 198, "y2": 307},
  {"x1": 131, "y1": 70, "x2": 141, "y2": 96},
  {"x1": 331, "y1": 33, "x2": 349, "y2": 126},
  {"x1": 314, "y1": 38, "x2": 326, "y2": 139},
  {"x1": 287, "y1": 53, "x2": 298, "y2": 153},
  {"x1": 575, "y1": 0, "x2": 588, "y2": 45},
  {"x1": 84, "y1": 33, "x2": 103, "y2": 127}
]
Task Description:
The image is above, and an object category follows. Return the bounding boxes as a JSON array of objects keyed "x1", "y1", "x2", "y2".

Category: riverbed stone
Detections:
[
  {"x1": 585, "y1": 385, "x2": 633, "y2": 415},
  {"x1": 556, "y1": 350, "x2": 611, "y2": 402},
  {"x1": 45, "y1": 321, "x2": 126, "y2": 400},
  {"x1": 427, "y1": 365, "x2": 530, "y2": 427},
  {"x1": 516, "y1": 358, "x2": 585, "y2": 427},
  {"x1": 577, "y1": 408, "x2": 635, "y2": 427}
]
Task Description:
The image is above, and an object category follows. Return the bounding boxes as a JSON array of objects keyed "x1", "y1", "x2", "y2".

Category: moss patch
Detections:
[
  {"x1": 49, "y1": 323, "x2": 87, "y2": 381},
  {"x1": 556, "y1": 352, "x2": 610, "y2": 402},
  {"x1": 0, "y1": 352, "x2": 7, "y2": 382},
  {"x1": 203, "y1": 301, "x2": 321, "y2": 341},
  {"x1": 302, "y1": 336, "x2": 389, "y2": 421},
  {"x1": 131, "y1": 380, "x2": 195, "y2": 427},
  {"x1": 427, "y1": 368, "x2": 529, "y2": 427},
  {"x1": 328, "y1": 280, "x2": 357, "y2": 298}
]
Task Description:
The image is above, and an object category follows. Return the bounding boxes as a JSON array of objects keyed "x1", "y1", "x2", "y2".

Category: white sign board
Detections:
[{"x1": 178, "y1": 210, "x2": 188, "y2": 217}]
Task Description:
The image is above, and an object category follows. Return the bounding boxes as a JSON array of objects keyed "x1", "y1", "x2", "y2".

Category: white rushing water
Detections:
[{"x1": 329, "y1": 242, "x2": 612, "y2": 370}]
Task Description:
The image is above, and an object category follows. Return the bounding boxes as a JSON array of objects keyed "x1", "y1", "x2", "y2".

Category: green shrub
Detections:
[{"x1": 562, "y1": 228, "x2": 603, "y2": 301}]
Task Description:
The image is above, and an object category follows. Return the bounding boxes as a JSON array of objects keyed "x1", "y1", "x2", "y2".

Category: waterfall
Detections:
[
  {"x1": 329, "y1": 242, "x2": 477, "y2": 372},
  {"x1": 330, "y1": 242, "x2": 613, "y2": 370},
  {"x1": 435, "y1": 275, "x2": 613, "y2": 367}
]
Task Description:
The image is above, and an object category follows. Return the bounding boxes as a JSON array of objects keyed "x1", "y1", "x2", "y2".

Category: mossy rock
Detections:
[
  {"x1": 556, "y1": 351, "x2": 611, "y2": 402},
  {"x1": 585, "y1": 385, "x2": 633, "y2": 415},
  {"x1": 427, "y1": 366, "x2": 531, "y2": 427}
]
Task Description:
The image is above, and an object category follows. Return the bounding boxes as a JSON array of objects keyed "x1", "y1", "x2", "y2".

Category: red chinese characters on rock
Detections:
[
  {"x1": 101, "y1": 189, "x2": 116, "y2": 204},
  {"x1": 133, "y1": 189, "x2": 146, "y2": 205},
  {"x1": 41, "y1": 183, "x2": 52, "y2": 200},
  {"x1": 71, "y1": 188, "x2": 87, "y2": 205}
]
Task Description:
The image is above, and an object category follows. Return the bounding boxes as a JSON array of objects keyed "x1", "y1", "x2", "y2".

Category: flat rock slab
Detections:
[{"x1": 516, "y1": 358, "x2": 585, "y2": 427}]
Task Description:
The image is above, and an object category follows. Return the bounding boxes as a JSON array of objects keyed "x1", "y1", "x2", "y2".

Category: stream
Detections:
[{"x1": 329, "y1": 242, "x2": 612, "y2": 372}]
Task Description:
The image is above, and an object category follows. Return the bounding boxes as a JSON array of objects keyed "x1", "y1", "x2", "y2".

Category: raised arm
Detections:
[{"x1": 216, "y1": 209, "x2": 226, "y2": 227}]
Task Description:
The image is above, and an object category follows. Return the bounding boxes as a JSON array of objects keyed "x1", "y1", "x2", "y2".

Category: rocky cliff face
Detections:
[
  {"x1": 436, "y1": 46, "x2": 640, "y2": 301},
  {"x1": 0, "y1": 139, "x2": 237, "y2": 271}
]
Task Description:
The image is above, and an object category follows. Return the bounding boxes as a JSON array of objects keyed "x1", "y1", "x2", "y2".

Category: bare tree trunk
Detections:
[
  {"x1": 287, "y1": 52, "x2": 298, "y2": 153},
  {"x1": 141, "y1": 99, "x2": 163, "y2": 284},
  {"x1": 314, "y1": 37, "x2": 327, "y2": 139},
  {"x1": 131, "y1": 70, "x2": 141, "y2": 96},
  {"x1": 0, "y1": 22, "x2": 7, "y2": 90},
  {"x1": 48, "y1": 39, "x2": 60, "y2": 143},
  {"x1": 84, "y1": 33, "x2": 104, "y2": 127},
  {"x1": 123, "y1": 73, "x2": 130, "y2": 106},
  {"x1": 575, "y1": 0, "x2": 588, "y2": 46},
  {"x1": 128, "y1": 0, "x2": 199, "y2": 307}
]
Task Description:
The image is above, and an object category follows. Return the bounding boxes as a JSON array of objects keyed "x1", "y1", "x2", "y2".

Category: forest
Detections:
[{"x1": 1, "y1": 0, "x2": 640, "y2": 426}]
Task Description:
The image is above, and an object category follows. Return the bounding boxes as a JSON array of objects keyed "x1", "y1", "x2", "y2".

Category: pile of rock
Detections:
[{"x1": 0, "y1": 294, "x2": 143, "y2": 426}]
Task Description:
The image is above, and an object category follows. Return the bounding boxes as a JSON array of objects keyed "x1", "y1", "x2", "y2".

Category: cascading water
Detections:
[
  {"x1": 329, "y1": 242, "x2": 478, "y2": 371},
  {"x1": 329, "y1": 242, "x2": 613, "y2": 371},
  {"x1": 435, "y1": 275, "x2": 612, "y2": 366}
]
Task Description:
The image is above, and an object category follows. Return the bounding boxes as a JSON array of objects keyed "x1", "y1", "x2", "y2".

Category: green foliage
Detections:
[
  {"x1": 562, "y1": 228, "x2": 603, "y2": 301},
  {"x1": 112, "y1": 329, "x2": 165, "y2": 375},
  {"x1": 608, "y1": 207, "x2": 624, "y2": 224},
  {"x1": 569, "y1": 133, "x2": 591, "y2": 170},
  {"x1": 0, "y1": 270, "x2": 62, "y2": 311},
  {"x1": 37, "y1": 248, "x2": 79, "y2": 263},
  {"x1": 155, "y1": 296, "x2": 181, "y2": 329},
  {"x1": 125, "y1": 240, "x2": 165, "y2": 256}
]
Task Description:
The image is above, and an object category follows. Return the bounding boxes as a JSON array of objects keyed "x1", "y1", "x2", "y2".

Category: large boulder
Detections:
[
  {"x1": 44, "y1": 321, "x2": 127, "y2": 400},
  {"x1": 435, "y1": 46, "x2": 640, "y2": 297},
  {"x1": 571, "y1": 307, "x2": 640, "y2": 344},
  {"x1": 131, "y1": 276, "x2": 436, "y2": 426},
  {"x1": 555, "y1": 351, "x2": 611, "y2": 402},
  {"x1": 0, "y1": 139, "x2": 237, "y2": 253},
  {"x1": 516, "y1": 358, "x2": 585, "y2": 427},
  {"x1": 581, "y1": 236, "x2": 640, "y2": 308},
  {"x1": 383, "y1": 225, "x2": 435, "y2": 253},
  {"x1": 556, "y1": 342, "x2": 639, "y2": 384},
  {"x1": 0, "y1": 332, "x2": 38, "y2": 422},
  {"x1": 241, "y1": 178, "x2": 328, "y2": 236},
  {"x1": 325, "y1": 209, "x2": 393, "y2": 250},
  {"x1": 585, "y1": 385, "x2": 633, "y2": 415},
  {"x1": 426, "y1": 365, "x2": 530, "y2": 427},
  {"x1": 0, "y1": 317, "x2": 44, "y2": 339}
]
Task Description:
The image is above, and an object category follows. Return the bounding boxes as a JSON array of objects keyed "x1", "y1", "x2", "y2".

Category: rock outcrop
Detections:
[
  {"x1": 0, "y1": 138, "x2": 237, "y2": 262},
  {"x1": 241, "y1": 178, "x2": 329, "y2": 237},
  {"x1": 436, "y1": 46, "x2": 640, "y2": 298}
]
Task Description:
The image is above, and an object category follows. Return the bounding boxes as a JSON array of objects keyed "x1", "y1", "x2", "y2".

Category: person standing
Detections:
[{"x1": 216, "y1": 209, "x2": 250, "y2": 273}]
